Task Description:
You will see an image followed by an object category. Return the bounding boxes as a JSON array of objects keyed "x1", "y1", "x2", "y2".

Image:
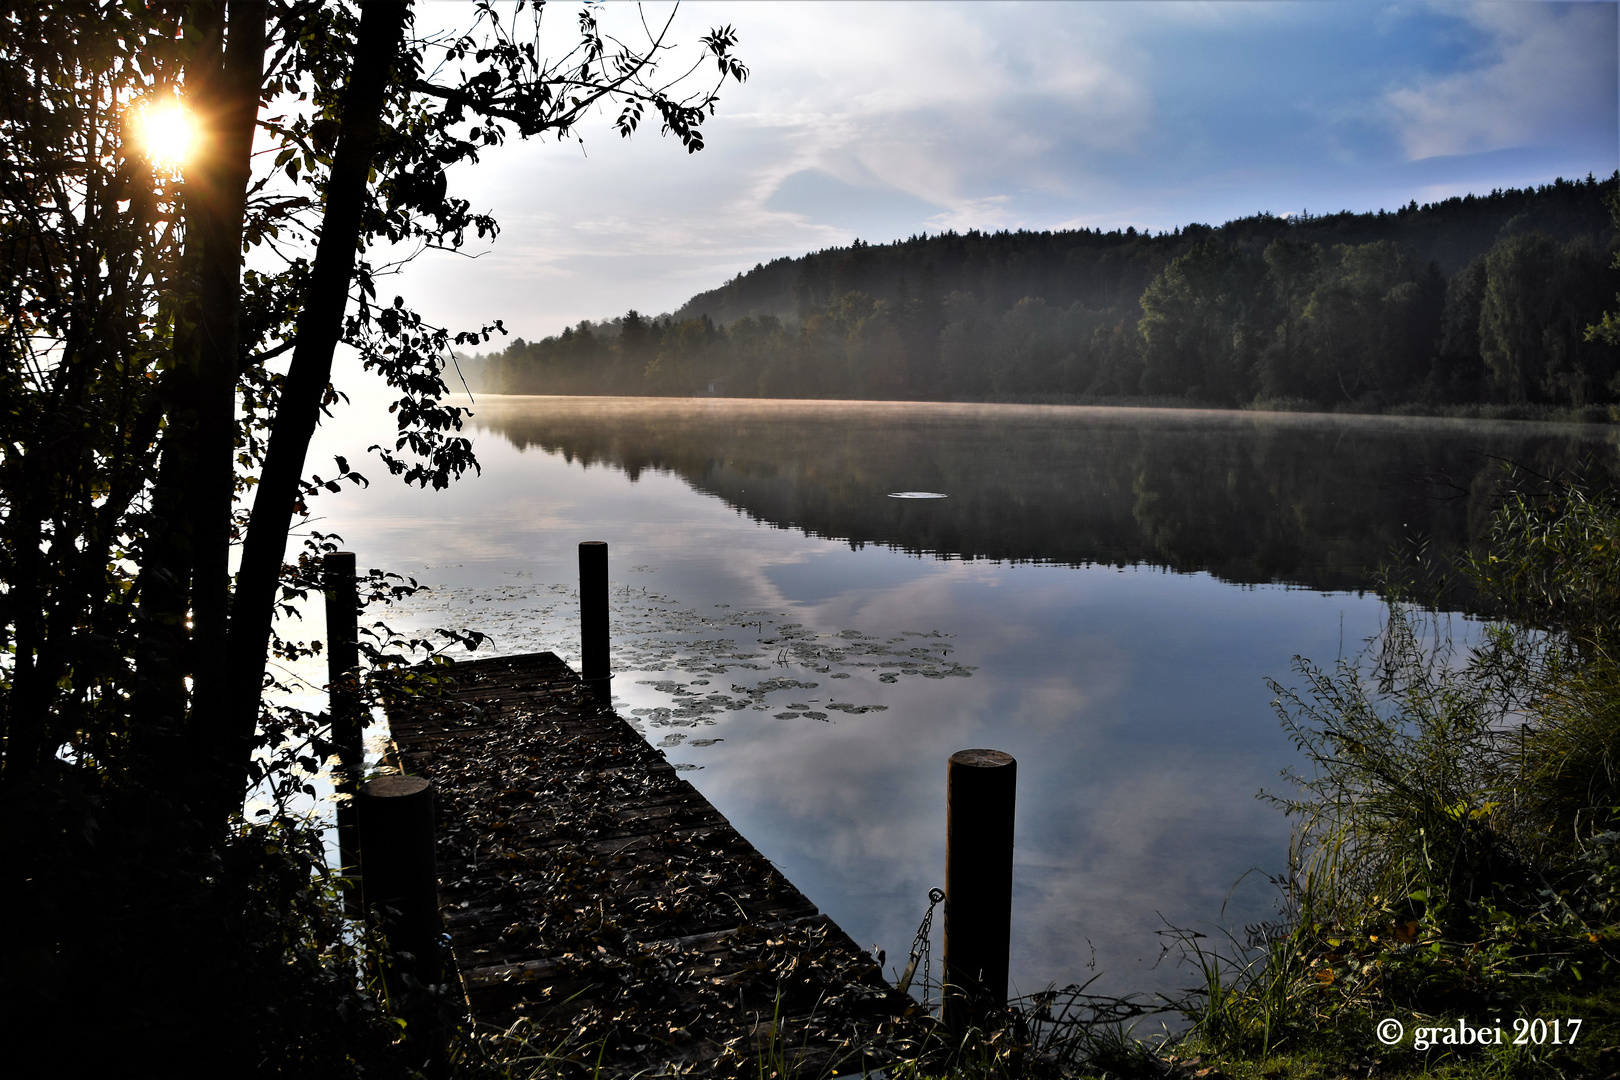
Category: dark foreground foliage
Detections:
[
  {"x1": 1, "y1": 770, "x2": 413, "y2": 1077},
  {"x1": 1, "y1": 1, "x2": 745, "y2": 1074}
]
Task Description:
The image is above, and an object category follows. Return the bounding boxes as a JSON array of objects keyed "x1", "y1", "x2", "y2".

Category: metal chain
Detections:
[{"x1": 896, "y1": 887, "x2": 946, "y2": 1003}]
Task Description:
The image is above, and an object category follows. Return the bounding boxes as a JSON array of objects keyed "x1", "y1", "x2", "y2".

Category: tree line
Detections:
[{"x1": 470, "y1": 174, "x2": 1620, "y2": 412}]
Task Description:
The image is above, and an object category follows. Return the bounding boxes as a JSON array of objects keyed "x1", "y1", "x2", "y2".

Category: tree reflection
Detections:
[{"x1": 474, "y1": 400, "x2": 1618, "y2": 598}]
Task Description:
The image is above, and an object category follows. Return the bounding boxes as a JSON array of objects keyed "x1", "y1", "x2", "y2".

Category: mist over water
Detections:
[{"x1": 305, "y1": 395, "x2": 1617, "y2": 1003}]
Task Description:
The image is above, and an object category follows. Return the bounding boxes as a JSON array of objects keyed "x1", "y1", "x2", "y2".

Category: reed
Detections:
[{"x1": 1173, "y1": 472, "x2": 1620, "y2": 1077}]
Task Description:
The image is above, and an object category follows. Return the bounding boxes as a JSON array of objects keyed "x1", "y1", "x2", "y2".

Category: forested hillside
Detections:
[{"x1": 467, "y1": 174, "x2": 1620, "y2": 412}]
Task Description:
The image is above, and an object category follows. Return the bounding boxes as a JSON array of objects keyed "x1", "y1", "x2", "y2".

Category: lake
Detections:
[{"x1": 299, "y1": 395, "x2": 1618, "y2": 1006}]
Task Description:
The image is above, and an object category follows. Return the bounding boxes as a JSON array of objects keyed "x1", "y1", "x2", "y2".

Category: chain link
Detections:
[{"x1": 895, "y1": 886, "x2": 945, "y2": 1004}]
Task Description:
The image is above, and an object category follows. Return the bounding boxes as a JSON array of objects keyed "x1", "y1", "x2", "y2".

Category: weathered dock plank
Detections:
[{"x1": 384, "y1": 651, "x2": 921, "y2": 1075}]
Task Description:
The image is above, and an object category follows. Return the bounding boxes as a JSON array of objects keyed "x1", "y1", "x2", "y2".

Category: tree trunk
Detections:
[
  {"x1": 181, "y1": 0, "x2": 266, "y2": 751},
  {"x1": 210, "y1": 0, "x2": 410, "y2": 812},
  {"x1": 132, "y1": 2, "x2": 228, "y2": 768},
  {"x1": 134, "y1": 1, "x2": 266, "y2": 791}
]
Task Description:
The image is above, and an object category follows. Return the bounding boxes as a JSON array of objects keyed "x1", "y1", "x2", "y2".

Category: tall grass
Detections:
[{"x1": 1178, "y1": 472, "x2": 1620, "y2": 1072}]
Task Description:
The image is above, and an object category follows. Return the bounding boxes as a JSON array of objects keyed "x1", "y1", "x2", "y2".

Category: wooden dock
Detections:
[{"x1": 384, "y1": 651, "x2": 922, "y2": 1075}]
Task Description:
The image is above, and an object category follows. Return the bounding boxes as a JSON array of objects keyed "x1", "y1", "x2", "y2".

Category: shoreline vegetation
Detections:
[{"x1": 1146, "y1": 467, "x2": 1620, "y2": 1080}]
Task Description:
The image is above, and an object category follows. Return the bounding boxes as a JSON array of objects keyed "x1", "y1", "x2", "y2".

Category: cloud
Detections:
[
  {"x1": 1386, "y1": 3, "x2": 1619, "y2": 160},
  {"x1": 700, "y1": 1, "x2": 1154, "y2": 221},
  {"x1": 398, "y1": 2, "x2": 1618, "y2": 340}
]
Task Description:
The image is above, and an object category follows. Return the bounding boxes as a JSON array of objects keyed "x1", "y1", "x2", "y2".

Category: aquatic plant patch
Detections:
[{"x1": 382, "y1": 578, "x2": 972, "y2": 742}]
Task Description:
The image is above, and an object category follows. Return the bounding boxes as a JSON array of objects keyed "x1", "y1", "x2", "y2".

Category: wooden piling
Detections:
[
  {"x1": 943, "y1": 748, "x2": 1016, "y2": 1031},
  {"x1": 579, "y1": 540, "x2": 610, "y2": 698},
  {"x1": 358, "y1": 774, "x2": 443, "y2": 984},
  {"x1": 324, "y1": 551, "x2": 362, "y2": 909}
]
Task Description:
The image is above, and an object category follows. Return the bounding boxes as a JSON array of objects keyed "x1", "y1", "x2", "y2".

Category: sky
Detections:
[{"x1": 399, "y1": 1, "x2": 1619, "y2": 343}]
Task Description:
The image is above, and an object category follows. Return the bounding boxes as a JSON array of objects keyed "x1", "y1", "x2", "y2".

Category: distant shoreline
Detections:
[{"x1": 461, "y1": 388, "x2": 1620, "y2": 426}]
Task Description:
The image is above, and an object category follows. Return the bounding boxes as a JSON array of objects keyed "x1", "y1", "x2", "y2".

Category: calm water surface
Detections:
[{"x1": 302, "y1": 395, "x2": 1618, "y2": 1003}]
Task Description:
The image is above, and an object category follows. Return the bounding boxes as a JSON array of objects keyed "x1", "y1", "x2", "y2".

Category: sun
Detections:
[{"x1": 135, "y1": 98, "x2": 198, "y2": 170}]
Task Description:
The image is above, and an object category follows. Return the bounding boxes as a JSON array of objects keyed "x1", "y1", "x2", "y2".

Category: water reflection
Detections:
[
  {"x1": 473, "y1": 397, "x2": 1619, "y2": 592},
  {"x1": 309, "y1": 397, "x2": 1615, "y2": 1005}
]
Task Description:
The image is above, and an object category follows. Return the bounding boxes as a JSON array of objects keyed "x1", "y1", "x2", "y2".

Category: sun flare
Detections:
[{"x1": 135, "y1": 99, "x2": 198, "y2": 169}]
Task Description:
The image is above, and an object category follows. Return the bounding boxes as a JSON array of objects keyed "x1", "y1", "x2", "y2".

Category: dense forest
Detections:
[{"x1": 464, "y1": 174, "x2": 1620, "y2": 412}]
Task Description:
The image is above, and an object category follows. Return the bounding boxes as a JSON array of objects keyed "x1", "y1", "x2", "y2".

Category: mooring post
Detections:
[
  {"x1": 358, "y1": 775, "x2": 443, "y2": 983},
  {"x1": 358, "y1": 774, "x2": 447, "y2": 1067},
  {"x1": 324, "y1": 551, "x2": 362, "y2": 913},
  {"x1": 579, "y1": 540, "x2": 611, "y2": 699},
  {"x1": 942, "y1": 748, "x2": 1017, "y2": 1032}
]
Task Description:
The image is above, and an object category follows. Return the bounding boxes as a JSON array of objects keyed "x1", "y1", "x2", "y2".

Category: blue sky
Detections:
[{"x1": 403, "y1": 1, "x2": 1618, "y2": 341}]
